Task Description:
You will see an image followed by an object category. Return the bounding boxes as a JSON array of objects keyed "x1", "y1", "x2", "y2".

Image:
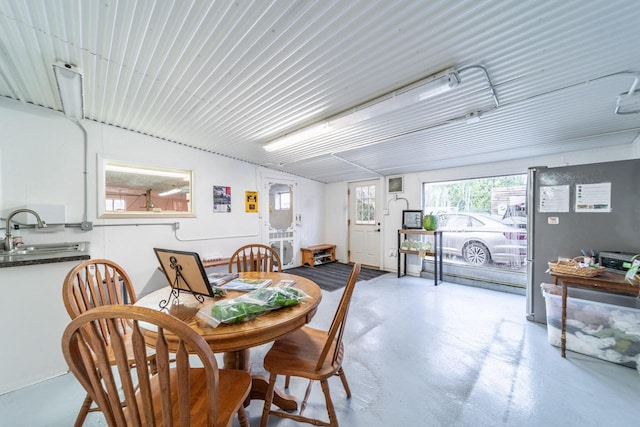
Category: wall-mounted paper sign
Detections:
[
  {"x1": 575, "y1": 182, "x2": 611, "y2": 213},
  {"x1": 213, "y1": 185, "x2": 231, "y2": 213},
  {"x1": 539, "y1": 185, "x2": 569, "y2": 212},
  {"x1": 245, "y1": 191, "x2": 258, "y2": 213}
]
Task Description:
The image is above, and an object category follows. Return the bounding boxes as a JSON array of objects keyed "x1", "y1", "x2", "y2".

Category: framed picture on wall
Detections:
[
  {"x1": 388, "y1": 176, "x2": 404, "y2": 193},
  {"x1": 402, "y1": 210, "x2": 423, "y2": 229}
]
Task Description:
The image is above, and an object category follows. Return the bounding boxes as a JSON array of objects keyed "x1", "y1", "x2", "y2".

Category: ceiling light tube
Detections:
[
  {"x1": 263, "y1": 122, "x2": 332, "y2": 152},
  {"x1": 158, "y1": 188, "x2": 183, "y2": 197},
  {"x1": 105, "y1": 164, "x2": 190, "y2": 179},
  {"x1": 263, "y1": 68, "x2": 460, "y2": 151},
  {"x1": 52, "y1": 62, "x2": 84, "y2": 120},
  {"x1": 331, "y1": 72, "x2": 460, "y2": 128}
]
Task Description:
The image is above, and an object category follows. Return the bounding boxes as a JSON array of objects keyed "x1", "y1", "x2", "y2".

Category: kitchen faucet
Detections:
[{"x1": 3, "y1": 209, "x2": 47, "y2": 251}]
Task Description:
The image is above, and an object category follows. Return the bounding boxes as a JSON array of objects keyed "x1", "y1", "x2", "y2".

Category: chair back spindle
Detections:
[{"x1": 228, "y1": 244, "x2": 282, "y2": 272}]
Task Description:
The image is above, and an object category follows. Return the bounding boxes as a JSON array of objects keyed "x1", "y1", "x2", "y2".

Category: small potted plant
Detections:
[{"x1": 623, "y1": 254, "x2": 640, "y2": 285}]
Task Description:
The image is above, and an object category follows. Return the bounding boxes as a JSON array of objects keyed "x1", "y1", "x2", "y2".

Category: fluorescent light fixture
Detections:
[
  {"x1": 105, "y1": 163, "x2": 189, "y2": 179},
  {"x1": 263, "y1": 122, "x2": 332, "y2": 152},
  {"x1": 263, "y1": 68, "x2": 461, "y2": 152},
  {"x1": 254, "y1": 107, "x2": 327, "y2": 139},
  {"x1": 158, "y1": 188, "x2": 183, "y2": 197},
  {"x1": 52, "y1": 62, "x2": 84, "y2": 120}
]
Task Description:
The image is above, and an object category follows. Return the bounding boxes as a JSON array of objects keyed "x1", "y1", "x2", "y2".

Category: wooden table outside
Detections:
[
  {"x1": 551, "y1": 271, "x2": 639, "y2": 358},
  {"x1": 135, "y1": 271, "x2": 322, "y2": 410}
]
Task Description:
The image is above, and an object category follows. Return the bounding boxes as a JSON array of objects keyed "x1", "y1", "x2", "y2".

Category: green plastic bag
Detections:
[{"x1": 199, "y1": 286, "x2": 310, "y2": 326}]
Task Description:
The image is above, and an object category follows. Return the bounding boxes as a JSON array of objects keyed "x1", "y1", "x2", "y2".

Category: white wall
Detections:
[
  {"x1": 324, "y1": 181, "x2": 348, "y2": 262},
  {"x1": 325, "y1": 144, "x2": 640, "y2": 276},
  {"x1": 0, "y1": 97, "x2": 325, "y2": 393}
]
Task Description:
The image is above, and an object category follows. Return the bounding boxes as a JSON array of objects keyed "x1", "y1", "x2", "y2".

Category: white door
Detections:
[{"x1": 348, "y1": 179, "x2": 382, "y2": 267}]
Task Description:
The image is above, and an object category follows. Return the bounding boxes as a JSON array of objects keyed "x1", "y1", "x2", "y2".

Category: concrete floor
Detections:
[{"x1": 1, "y1": 273, "x2": 639, "y2": 426}]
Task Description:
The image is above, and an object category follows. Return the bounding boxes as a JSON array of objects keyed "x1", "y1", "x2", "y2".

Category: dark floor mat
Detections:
[{"x1": 284, "y1": 262, "x2": 388, "y2": 291}]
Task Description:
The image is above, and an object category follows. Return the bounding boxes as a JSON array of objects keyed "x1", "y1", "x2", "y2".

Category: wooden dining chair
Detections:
[
  {"x1": 228, "y1": 243, "x2": 282, "y2": 272},
  {"x1": 260, "y1": 263, "x2": 361, "y2": 427},
  {"x1": 62, "y1": 305, "x2": 251, "y2": 427},
  {"x1": 62, "y1": 258, "x2": 155, "y2": 426}
]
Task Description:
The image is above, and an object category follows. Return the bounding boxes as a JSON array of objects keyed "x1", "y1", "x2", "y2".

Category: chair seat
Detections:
[
  {"x1": 131, "y1": 367, "x2": 251, "y2": 427},
  {"x1": 263, "y1": 326, "x2": 343, "y2": 380}
]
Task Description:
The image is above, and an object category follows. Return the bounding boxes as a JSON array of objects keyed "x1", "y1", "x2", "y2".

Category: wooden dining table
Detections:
[{"x1": 135, "y1": 271, "x2": 322, "y2": 410}]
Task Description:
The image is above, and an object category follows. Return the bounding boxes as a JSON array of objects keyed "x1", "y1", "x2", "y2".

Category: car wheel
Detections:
[{"x1": 463, "y1": 242, "x2": 490, "y2": 265}]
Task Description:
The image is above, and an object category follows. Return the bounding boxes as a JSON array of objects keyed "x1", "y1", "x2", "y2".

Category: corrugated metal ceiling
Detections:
[{"x1": 1, "y1": 0, "x2": 639, "y2": 183}]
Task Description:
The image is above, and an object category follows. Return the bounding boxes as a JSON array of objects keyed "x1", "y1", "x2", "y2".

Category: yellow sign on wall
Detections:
[{"x1": 245, "y1": 191, "x2": 258, "y2": 213}]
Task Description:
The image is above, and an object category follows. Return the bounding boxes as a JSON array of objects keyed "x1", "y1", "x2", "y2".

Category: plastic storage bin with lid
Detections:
[{"x1": 541, "y1": 282, "x2": 640, "y2": 370}]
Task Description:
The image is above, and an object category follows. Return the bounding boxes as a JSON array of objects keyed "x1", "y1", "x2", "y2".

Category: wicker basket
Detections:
[{"x1": 548, "y1": 257, "x2": 605, "y2": 277}]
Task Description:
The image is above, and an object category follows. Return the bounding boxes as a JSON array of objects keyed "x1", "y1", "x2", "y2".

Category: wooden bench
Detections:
[{"x1": 300, "y1": 244, "x2": 336, "y2": 267}]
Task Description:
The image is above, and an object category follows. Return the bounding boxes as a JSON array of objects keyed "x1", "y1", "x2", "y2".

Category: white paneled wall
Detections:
[{"x1": 0, "y1": 97, "x2": 325, "y2": 393}]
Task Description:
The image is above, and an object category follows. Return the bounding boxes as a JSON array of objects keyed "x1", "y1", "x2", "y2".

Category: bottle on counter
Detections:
[{"x1": 12, "y1": 224, "x2": 23, "y2": 246}]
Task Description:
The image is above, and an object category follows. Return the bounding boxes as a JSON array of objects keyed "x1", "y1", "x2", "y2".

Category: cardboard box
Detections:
[{"x1": 542, "y1": 284, "x2": 640, "y2": 369}]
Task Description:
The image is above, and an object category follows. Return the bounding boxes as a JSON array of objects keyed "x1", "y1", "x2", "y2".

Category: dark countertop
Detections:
[
  {"x1": 0, "y1": 254, "x2": 90, "y2": 268},
  {"x1": 0, "y1": 241, "x2": 91, "y2": 268}
]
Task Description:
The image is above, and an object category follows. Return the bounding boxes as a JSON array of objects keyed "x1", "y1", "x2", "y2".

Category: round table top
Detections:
[{"x1": 135, "y1": 271, "x2": 322, "y2": 353}]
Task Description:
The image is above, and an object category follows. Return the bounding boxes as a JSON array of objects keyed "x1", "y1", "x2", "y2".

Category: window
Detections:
[
  {"x1": 100, "y1": 159, "x2": 194, "y2": 218},
  {"x1": 423, "y1": 175, "x2": 526, "y2": 217},
  {"x1": 105, "y1": 199, "x2": 126, "y2": 211},
  {"x1": 355, "y1": 184, "x2": 376, "y2": 224},
  {"x1": 423, "y1": 174, "x2": 527, "y2": 273},
  {"x1": 275, "y1": 191, "x2": 290, "y2": 210}
]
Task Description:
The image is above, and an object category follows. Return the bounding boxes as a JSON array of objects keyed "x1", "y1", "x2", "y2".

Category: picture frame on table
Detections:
[
  {"x1": 402, "y1": 210, "x2": 423, "y2": 229},
  {"x1": 154, "y1": 248, "x2": 217, "y2": 297}
]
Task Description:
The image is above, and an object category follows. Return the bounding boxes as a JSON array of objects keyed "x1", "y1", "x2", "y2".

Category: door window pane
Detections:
[
  {"x1": 355, "y1": 185, "x2": 375, "y2": 224},
  {"x1": 275, "y1": 191, "x2": 290, "y2": 210}
]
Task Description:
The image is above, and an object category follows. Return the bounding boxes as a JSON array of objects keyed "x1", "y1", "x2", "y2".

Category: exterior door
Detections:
[{"x1": 348, "y1": 179, "x2": 381, "y2": 267}]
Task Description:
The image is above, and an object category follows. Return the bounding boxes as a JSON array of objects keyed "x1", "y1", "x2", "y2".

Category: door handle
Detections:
[{"x1": 375, "y1": 228, "x2": 380, "y2": 232}]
